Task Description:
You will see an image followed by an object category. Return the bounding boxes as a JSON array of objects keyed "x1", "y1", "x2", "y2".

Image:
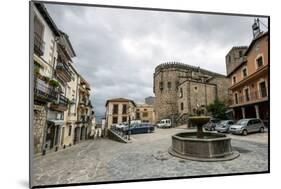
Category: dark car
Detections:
[
  {"x1": 215, "y1": 120, "x2": 235, "y2": 133},
  {"x1": 123, "y1": 123, "x2": 155, "y2": 135},
  {"x1": 204, "y1": 119, "x2": 220, "y2": 131}
]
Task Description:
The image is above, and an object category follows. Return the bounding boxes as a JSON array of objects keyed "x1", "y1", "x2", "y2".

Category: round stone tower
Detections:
[{"x1": 153, "y1": 62, "x2": 191, "y2": 123}]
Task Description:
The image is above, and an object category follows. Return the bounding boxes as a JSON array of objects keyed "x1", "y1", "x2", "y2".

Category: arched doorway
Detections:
[
  {"x1": 74, "y1": 126, "x2": 80, "y2": 144},
  {"x1": 80, "y1": 126, "x2": 85, "y2": 140}
]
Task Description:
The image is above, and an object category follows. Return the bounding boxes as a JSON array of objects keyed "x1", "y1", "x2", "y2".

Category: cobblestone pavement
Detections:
[{"x1": 32, "y1": 126, "x2": 269, "y2": 186}]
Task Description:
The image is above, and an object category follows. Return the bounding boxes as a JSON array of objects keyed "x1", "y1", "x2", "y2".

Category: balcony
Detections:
[
  {"x1": 230, "y1": 89, "x2": 268, "y2": 107},
  {"x1": 34, "y1": 33, "x2": 45, "y2": 56},
  {"x1": 56, "y1": 62, "x2": 72, "y2": 82},
  {"x1": 50, "y1": 94, "x2": 69, "y2": 111},
  {"x1": 34, "y1": 78, "x2": 57, "y2": 103}
]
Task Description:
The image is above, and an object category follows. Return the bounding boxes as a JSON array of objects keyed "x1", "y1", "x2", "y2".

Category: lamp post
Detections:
[{"x1": 128, "y1": 116, "x2": 131, "y2": 140}]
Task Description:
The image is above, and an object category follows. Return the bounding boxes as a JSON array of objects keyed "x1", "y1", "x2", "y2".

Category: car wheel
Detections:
[
  {"x1": 147, "y1": 129, "x2": 151, "y2": 133},
  {"x1": 260, "y1": 127, "x2": 265, "y2": 133},
  {"x1": 242, "y1": 129, "x2": 248, "y2": 136}
]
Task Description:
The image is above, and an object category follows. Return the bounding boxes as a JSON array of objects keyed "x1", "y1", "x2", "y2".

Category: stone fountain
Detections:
[{"x1": 168, "y1": 108, "x2": 239, "y2": 161}]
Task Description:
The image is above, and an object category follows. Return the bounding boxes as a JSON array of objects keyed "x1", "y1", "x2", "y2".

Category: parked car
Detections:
[
  {"x1": 229, "y1": 118, "x2": 265, "y2": 136},
  {"x1": 204, "y1": 119, "x2": 220, "y2": 131},
  {"x1": 215, "y1": 120, "x2": 235, "y2": 133},
  {"x1": 123, "y1": 123, "x2": 155, "y2": 134},
  {"x1": 156, "y1": 119, "x2": 172, "y2": 128},
  {"x1": 115, "y1": 123, "x2": 128, "y2": 130}
]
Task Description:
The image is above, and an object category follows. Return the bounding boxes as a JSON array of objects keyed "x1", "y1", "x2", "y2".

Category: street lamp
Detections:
[{"x1": 128, "y1": 115, "x2": 131, "y2": 140}]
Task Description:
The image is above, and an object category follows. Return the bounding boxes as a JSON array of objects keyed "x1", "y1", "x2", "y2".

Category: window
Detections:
[
  {"x1": 122, "y1": 104, "x2": 127, "y2": 114},
  {"x1": 142, "y1": 112, "x2": 148, "y2": 117},
  {"x1": 242, "y1": 68, "x2": 247, "y2": 78},
  {"x1": 239, "y1": 50, "x2": 243, "y2": 57},
  {"x1": 113, "y1": 104, "x2": 118, "y2": 114},
  {"x1": 235, "y1": 93, "x2": 238, "y2": 104},
  {"x1": 232, "y1": 76, "x2": 236, "y2": 84},
  {"x1": 34, "y1": 16, "x2": 45, "y2": 56},
  {"x1": 144, "y1": 109, "x2": 147, "y2": 111},
  {"x1": 113, "y1": 117, "x2": 118, "y2": 124},
  {"x1": 180, "y1": 102, "x2": 184, "y2": 110},
  {"x1": 256, "y1": 56, "x2": 263, "y2": 68},
  {"x1": 259, "y1": 81, "x2": 267, "y2": 97},
  {"x1": 179, "y1": 88, "x2": 183, "y2": 98},
  {"x1": 68, "y1": 126, "x2": 72, "y2": 136},
  {"x1": 136, "y1": 112, "x2": 140, "y2": 119},
  {"x1": 248, "y1": 120, "x2": 254, "y2": 126},
  {"x1": 245, "y1": 88, "x2": 250, "y2": 101},
  {"x1": 34, "y1": 16, "x2": 44, "y2": 38},
  {"x1": 167, "y1": 82, "x2": 171, "y2": 89},
  {"x1": 228, "y1": 55, "x2": 231, "y2": 63},
  {"x1": 122, "y1": 116, "x2": 127, "y2": 122},
  {"x1": 159, "y1": 82, "x2": 163, "y2": 90},
  {"x1": 175, "y1": 81, "x2": 179, "y2": 90},
  {"x1": 194, "y1": 86, "x2": 198, "y2": 91}
]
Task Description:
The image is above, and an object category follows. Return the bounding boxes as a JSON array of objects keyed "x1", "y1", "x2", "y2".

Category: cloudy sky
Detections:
[{"x1": 44, "y1": 3, "x2": 268, "y2": 119}]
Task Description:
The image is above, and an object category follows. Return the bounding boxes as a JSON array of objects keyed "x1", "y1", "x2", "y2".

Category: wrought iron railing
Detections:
[
  {"x1": 230, "y1": 89, "x2": 268, "y2": 106},
  {"x1": 34, "y1": 78, "x2": 57, "y2": 101},
  {"x1": 56, "y1": 62, "x2": 72, "y2": 78}
]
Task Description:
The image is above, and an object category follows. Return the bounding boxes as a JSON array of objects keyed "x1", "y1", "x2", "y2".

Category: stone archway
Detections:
[
  {"x1": 74, "y1": 126, "x2": 80, "y2": 144},
  {"x1": 80, "y1": 126, "x2": 85, "y2": 141}
]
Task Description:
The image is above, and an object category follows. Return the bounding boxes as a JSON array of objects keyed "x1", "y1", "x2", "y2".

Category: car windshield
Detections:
[{"x1": 237, "y1": 120, "x2": 248, "y2": 125}]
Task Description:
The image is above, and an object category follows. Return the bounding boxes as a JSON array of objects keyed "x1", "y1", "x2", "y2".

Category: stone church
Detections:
[{"x1": 153, "y1": 62, "x2": 230, "y2": 124}]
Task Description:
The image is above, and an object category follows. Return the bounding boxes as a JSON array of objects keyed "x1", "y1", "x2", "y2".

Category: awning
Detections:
[{"x1": 47, "y1": 120, "x2": 64, "y2": 126}]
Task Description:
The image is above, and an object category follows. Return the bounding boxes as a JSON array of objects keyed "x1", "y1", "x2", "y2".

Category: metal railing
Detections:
[
  {"x1": 34, "y1": 78, "x2": 57, "y2": 101},
  {"x1": 56, "y1": 62, "x2": 72, "y2": 78},
  {"x1": 231, "y1": 89, "x2": 268, "y2": 106},
  {"x1": 58, "y1": 94, "x2": 68, "y2": 106}
]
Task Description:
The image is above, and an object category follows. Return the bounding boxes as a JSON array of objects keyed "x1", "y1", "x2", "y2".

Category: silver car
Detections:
[
  {"x1": 229, "y1": 118, "x2": 265, "y2": 136},
  {"x1": 215, "y1": 120, "x2": 235, "y2": 133}
]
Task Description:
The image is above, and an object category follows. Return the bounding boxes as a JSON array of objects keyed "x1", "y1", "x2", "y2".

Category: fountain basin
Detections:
[{"x1": 168, "y1": 132, "x2": 239, "y2": 161}]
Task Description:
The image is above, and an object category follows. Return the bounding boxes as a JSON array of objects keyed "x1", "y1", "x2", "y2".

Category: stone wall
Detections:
[
  {"x1": 154, "y1": 68, "x2": 180, "y2": 122},
  {"x1": 225, "y1": 47, "x2": 248, "y2": 75},
  {"x1": 153, "y1": 62, "x2": 230, "y2": 123},
  {"x1": 33, "y1": 105, "x2": 46, "y2": 154},
  {"x1": 209, "y1": 77, "x2": 231, "y2": 103}
]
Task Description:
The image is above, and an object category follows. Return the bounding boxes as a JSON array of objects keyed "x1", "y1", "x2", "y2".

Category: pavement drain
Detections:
[{"x1": 178, "y1": 160, "x2": 186, "y2": 163}]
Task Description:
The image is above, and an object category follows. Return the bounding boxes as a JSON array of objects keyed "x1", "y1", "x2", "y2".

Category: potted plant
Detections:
[{"x1": 49, "y1": 79, "x2": 60, "y2": 88}]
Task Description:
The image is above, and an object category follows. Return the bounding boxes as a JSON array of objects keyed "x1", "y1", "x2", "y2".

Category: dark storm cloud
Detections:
[{"x1": 45, "y1": 3, "x2": 268, "y2": 119}]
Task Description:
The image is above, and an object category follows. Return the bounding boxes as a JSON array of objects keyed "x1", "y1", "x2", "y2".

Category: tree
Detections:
[{"x1": 206, "y1": 99, "x2": 228, "y2": 119}]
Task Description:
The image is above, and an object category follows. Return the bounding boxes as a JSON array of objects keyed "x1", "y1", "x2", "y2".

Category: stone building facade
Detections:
[
  {"x1": 33, "y1": 105, "x2": 47, "y2": 154},
  {"x1": 225, "y1": 46, "x2": 248, "y2": 75},
  {"x1": 153, "y1": 62, "x2": 230, "y2": 124}
]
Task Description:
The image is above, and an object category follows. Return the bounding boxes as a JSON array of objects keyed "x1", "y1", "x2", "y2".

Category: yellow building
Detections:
[{"x1": 136, "y1": 104, "x2": 156, "y2": 124}]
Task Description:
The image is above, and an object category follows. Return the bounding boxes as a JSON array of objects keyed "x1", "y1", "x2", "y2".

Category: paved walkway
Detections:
[{"x1": 32, "y1": 126, "x2": 268, "y2": 186}]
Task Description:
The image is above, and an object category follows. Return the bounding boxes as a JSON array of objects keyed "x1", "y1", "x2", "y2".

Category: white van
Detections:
[{"x1": 157, "y1": 119, "x2": 172, "y2": 128}]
